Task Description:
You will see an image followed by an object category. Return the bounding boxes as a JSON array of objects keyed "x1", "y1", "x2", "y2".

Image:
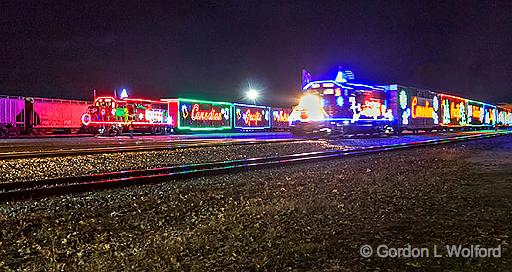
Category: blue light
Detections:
[
  {"x1": 233, "y1": 103, "x2": 269, "y2": 108},
  {"x1": 325, "y1": 117, "x2": 391, "y2": 122},
  {"x1": 345, "y1": 83, "x2": 385, "y2": 90},
  {"x1": 382, "y1": 84, "x2": 398, "y2": 90},
  {"x1": 303, "y1": 81, "x2": 384, "y2": 91},
  {"x1": 120, "y1": 88, "x2": 128, "y2": 99},
  {"x1": 344, "y1": 70, "x2": 355, "y2": 80},
  {"x1": 302, "y1": 80, "x2": 353, "y2": 90},
  {"x1": 335, "y1": 71, "x2": 347, "y2": 83},
  {"x1": 336, "y1": 96, "x2": 344, "y2": 107}
]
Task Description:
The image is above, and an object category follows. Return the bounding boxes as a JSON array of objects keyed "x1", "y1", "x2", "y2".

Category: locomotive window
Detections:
[
  {"x1": 134, "y1": 103, "x2": 147, "y2": 109},
  {"x1": 152, "y1": 104, "x2": 167, "y2": 110}
]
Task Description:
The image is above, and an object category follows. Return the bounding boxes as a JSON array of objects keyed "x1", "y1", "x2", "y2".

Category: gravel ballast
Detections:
[
  {"x1": 0, "y1": 141, "x2": 329, "y2": 183},
  {"x1": 1, "y1": 136, "x2": 511, "y2": 271}
]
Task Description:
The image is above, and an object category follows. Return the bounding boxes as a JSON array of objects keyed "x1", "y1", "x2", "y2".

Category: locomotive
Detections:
[
  {"x1": 81, "y1": 96, "x2": 173, "y2": 135},
  {"x1": 289, "y1": 69, "x2": 512, "y2": 136}
]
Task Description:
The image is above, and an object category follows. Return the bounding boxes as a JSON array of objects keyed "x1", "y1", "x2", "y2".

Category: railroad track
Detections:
[
  {"x1": 0, "y1": 131, "x2": 510, "y2": 202},
  {"x1": 0, "y1": 138, "x2": 304, "y2": 160}
]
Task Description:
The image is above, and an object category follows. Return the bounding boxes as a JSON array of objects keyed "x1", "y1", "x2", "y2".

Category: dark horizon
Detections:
[{"x1": 2, "y1": 0, "x2": 512, "y2": 105}]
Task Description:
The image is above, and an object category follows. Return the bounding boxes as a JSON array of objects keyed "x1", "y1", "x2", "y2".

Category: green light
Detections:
[
  {"x1": 178, "y1": 126, "x2": 232, "y2": 131},
  {"x1": 178, "y1": 98, "x2": 232, "y2": 106},
  {"x1": 399, "y1": 90, "x2": 408, "y2": 110},
  {"x1": 115, "y1": 107, "x2": 126, "y2": 117},
  {"x1": 177, "y1": 98, "x2": 233, "y2": 130},
  {"x1": 466, "y1": 99, "x2": 496, "y2": 108}
]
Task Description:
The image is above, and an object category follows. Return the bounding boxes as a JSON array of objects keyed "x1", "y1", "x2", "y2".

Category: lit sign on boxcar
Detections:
[
  {"x1": 273, "y1": 109, "x2": 290, "y2": 121},
  {"x1": 234, "y1": 104, "x2": 270, "y2": 129},
  {"x1": 271, "y1": 108, "x2": 292, "y2": 129},
  {"x1": 440, "y1": 95, "x2": 467, "y2": 126},
  {"x1": 178, "y1": 99, "x2": 232, "y2": 130},
  {"x1": 411, "y1": 96, "x2": 434, "y2": 119}
]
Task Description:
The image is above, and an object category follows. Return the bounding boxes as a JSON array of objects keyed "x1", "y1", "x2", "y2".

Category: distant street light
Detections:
[{"x1": 246, "y1": 89, "x2": 259, "y2": 105}]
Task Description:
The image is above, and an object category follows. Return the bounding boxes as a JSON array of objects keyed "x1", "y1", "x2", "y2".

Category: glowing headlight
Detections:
[
  {"x1": 292, "y1": 94, "x2": 326, "y2": 122},
  {"x1": 299, "y1": 94, "x2": 321, "y2": 109}
]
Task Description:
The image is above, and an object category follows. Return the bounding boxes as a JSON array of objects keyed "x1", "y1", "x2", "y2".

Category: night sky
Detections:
[{"x1": 1, "y1": 0, "x2": 511, "y2": 106}]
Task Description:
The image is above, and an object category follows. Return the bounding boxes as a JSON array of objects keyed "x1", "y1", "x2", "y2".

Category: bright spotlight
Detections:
[
  {"x1": 246, "y1": 89, "x2": 259, "y2": 103},
  {"x1": 244, "y1": 80, "x2": 262, "y2": 104}
]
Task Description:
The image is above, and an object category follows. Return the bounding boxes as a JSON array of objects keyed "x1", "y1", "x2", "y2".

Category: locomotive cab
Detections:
[
  {"x1": 290, "y1": 74, "x2": 394, "y2": 136},
  {"x1": 81, "y1": 96, "x2": 173, "y2": 136}
]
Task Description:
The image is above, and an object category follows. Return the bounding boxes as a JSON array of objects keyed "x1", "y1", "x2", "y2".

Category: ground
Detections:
[{"x1": 0, "y1": 135, "x2": 511, "y2": 271}]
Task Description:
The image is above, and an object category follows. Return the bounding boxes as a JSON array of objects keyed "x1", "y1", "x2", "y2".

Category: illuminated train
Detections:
[
  {"x1": 2, "y1": 71, "x2": 510, "y2": 137},
  {"x1": 81, "y1": 96, "x2": 292, "y2": 135},
  {"x1": 289, "y1": 70, "x2": 512, "y2": 136}
]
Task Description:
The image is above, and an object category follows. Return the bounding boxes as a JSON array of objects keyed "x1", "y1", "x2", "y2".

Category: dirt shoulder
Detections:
[{"x1": 1, "y1": 136, "x2": 511, "y2": 271}]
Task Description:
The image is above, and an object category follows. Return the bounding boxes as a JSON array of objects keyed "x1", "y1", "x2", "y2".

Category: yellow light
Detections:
[
  {"x1": 298, "y1": 94, "x2": 326, "y2": 121},
  {"x1": 323, "y1": 89, "x2": 334, "y2": 95}
]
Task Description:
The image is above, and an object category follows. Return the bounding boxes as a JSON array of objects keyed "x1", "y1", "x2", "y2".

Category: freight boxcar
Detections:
[
  {"x1": 0, "y1": 95, "x2": 91, "y2": 135},
  {"x1": 439, "y1": 94, "x2": 496, "y2": 129},
  {"x1": 0, "y1": 96, "x2": 25, "y2": 135},
  {"x1": 163, "y1": 98, "x2": 232, "y2": 132},
  {"x1": 386, "y1": 85, "x2": 440, "y2": 133},
  {"x1": 497, "y1": 104, "x2": 512, "y2": 127},
  {"x1": 31, "y1": 97, "x2": 91, "y2": 133},
  {"x1": 465, "y1": 99, "x2": 496, "y2": 128},
  {"x1": 271, "y1": 107, "x2": 292, "y2": 130},
  {"x1": 233, "y1": 103, "x2": 271, "y2": 130}
]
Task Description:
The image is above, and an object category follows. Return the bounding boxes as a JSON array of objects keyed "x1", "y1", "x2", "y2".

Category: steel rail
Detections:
[
  {"x1": 0, "y1": 131, "x2": 510, "y2": 202},
  {"x1": 0, "y1": 138, "x2": 305, "y2": 160}
]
